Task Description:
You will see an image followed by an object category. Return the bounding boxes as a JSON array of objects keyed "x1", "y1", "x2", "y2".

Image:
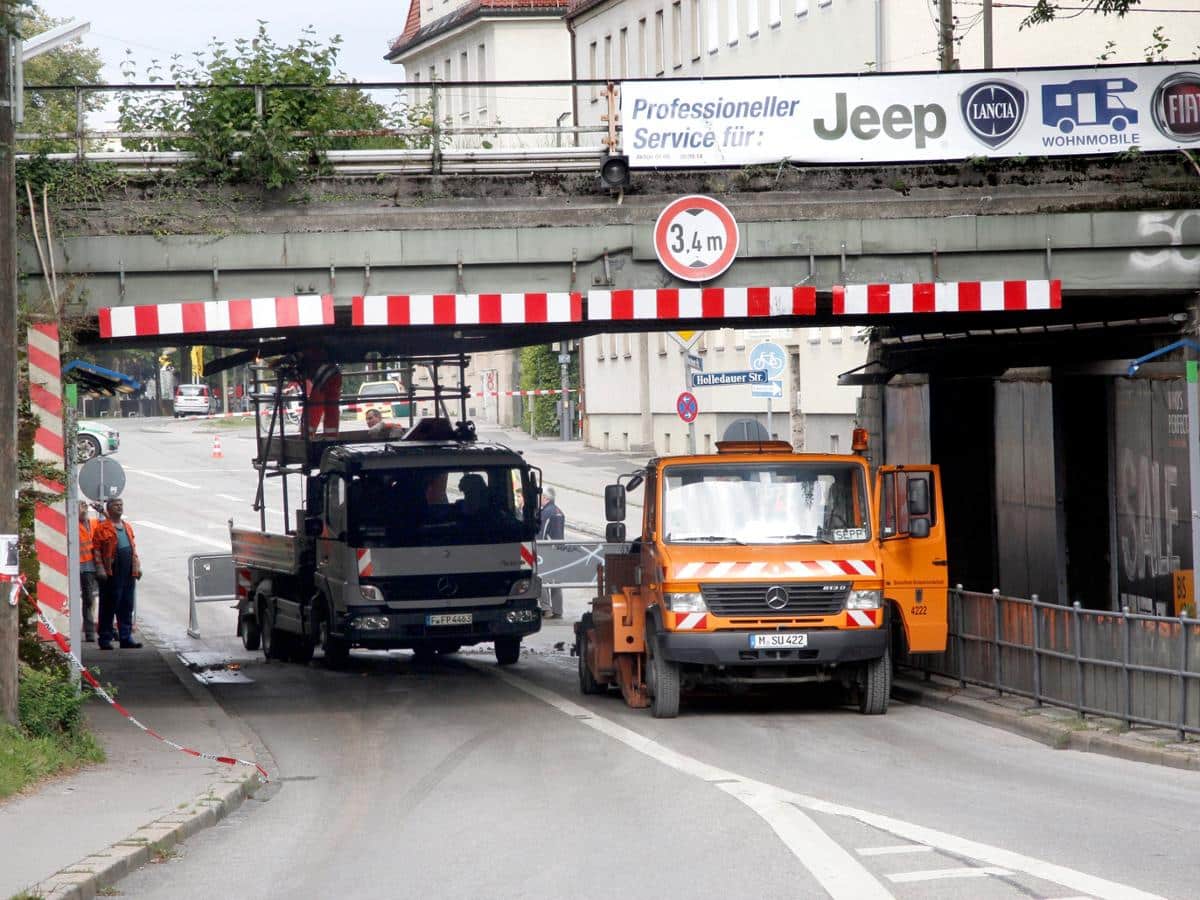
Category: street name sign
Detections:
[{"x1": 691, "y1": 370, "x2": 767, "y2": 388}]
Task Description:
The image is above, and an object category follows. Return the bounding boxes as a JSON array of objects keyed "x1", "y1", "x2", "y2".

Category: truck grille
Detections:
[
  {"x1": 701, "y1": 582, "x2": 849, "y2": 617},
  {"x1": 372, "y1": 572, "x2": 520, "y2": 602}
]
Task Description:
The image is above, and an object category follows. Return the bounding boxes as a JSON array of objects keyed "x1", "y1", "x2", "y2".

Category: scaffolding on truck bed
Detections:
[{"x1": 248, "y1": 353, "x2": 474, "y2": 534}]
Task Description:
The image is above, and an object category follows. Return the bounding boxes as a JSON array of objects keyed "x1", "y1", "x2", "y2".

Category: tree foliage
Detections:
[
  {"x1": 519, "y1": 344, "x2": 578, "y2": 437},
  {"x1": 117, "y1": 22, "x2": 434, "y2": 189},
  {"x1": 1021, "y1": 0, "x2": 1141, "y2": 28},
  {"x1": 13, "y1": 3, "x2": 103, "y2": 153}
]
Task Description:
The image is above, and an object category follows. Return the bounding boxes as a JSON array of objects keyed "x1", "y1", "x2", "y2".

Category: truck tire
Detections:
[
  {"x1": 858, "y1": 645, "x2": 892, "y2": 715},
  {"x1": 317, "y1": 599, "x2": 351, "y2": 668},
  {"x1": 577, "y1": 626, "x2": 603, "y2": 695},
  {"x1": 240, "y1": 615, "x2": 261, "y2": 652},
  {"x1": 647, "y1": 634, "x2": 680, "y2": 718},
  {"x1": 494, "y1": 636, "x2": 521, "y2": 666},
  {"x1": 259, "y1": 594, "x2": 290, "y2": 662}
]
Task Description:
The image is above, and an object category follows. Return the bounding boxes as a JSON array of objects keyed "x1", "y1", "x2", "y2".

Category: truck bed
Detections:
[
  {"x1": 230, "y1": 526, "x2": 303, "y2": 575},
  {"x1": 255, "y1": 429, "x2": 381, "y2": 469}
]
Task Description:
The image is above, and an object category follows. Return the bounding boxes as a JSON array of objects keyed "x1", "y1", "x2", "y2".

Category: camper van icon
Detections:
[{"x1": 1042, "y1": 78, "x2": 1139, "y2": 133}]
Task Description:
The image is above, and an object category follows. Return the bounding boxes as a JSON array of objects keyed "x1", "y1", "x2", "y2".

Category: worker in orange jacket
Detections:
[
  {"x1": 93, "y1": 498, "x2": 143, "y2": 649},
  {"x1": 78, "y1": 503, "x2": 98, "y2": 642}
]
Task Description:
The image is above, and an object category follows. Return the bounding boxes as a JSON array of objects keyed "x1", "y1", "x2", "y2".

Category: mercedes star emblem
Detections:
[{"x1": 765, "y1": 586, "x2": 789, "y2": 610}]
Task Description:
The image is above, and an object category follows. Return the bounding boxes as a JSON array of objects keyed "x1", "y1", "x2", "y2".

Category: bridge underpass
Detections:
[{"x1": 24, "y1": 162, "x2": 1200, "y2": 618}]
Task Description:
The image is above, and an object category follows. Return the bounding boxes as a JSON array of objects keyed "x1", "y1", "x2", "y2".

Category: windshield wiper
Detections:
[
  {"x1": 764, "y1": 533, "x2": 836, "y2": 543},
  {"x1": 669, "y1": 534, "x2": 746, "y2": 544}
]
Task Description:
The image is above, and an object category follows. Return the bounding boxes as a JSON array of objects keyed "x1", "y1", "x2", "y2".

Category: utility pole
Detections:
[
  {"x1": 557, "y1": 342, "x2": 571, "y2": 441},
  {"x1": 1, "y1": 26, "x2": 19, "y2": 726},
  {"x1": 983, "y1": 0, "x2": 994, "y2": 69},
  {"x1": 939, "y1": 0, "x2": 956, "y2": 72}
]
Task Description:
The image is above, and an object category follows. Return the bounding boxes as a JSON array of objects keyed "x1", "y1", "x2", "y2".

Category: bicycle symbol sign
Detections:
[
  {"x1": 676, "y1": 391, "x2": 699, "y2": 424},
  {"x1": 750, "y1": 342, "x2": 786, "y2": 378}
]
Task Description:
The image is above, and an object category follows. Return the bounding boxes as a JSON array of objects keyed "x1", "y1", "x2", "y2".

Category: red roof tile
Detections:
[{"x1": 387, "y1": 0, "x2": 569, "y2": 59}]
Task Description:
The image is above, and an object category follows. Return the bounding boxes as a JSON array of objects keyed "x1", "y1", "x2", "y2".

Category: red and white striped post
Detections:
[{"x1": 27, "y1": 323, "x2": 72, "y2": 646}]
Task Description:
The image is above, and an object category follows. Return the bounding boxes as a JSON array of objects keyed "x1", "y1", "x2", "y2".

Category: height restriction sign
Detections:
[{"x1": 654, "y1": 195, "x2": 740, "y2": 282}]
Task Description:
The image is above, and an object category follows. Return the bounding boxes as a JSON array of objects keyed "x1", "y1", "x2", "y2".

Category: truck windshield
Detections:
[
  {"x1": 347, "y1": 465, "x2": 536, "y2": 547},
  {"x1": 662, "y1": 462, "x2": 870, "y2": 545}
]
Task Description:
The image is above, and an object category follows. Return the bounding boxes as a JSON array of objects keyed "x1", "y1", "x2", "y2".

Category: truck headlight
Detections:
[
  {"x1": 847, "y1": 589, "x2": 882, "y2": 610},
  {"x1": 359, "y1": 584, "x2": 383, "y2": 603},
  {"x1": 665, "y1": 592, "x2": 707, "y2": 613}
]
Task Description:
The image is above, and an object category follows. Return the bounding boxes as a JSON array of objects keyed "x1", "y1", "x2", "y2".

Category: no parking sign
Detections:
[{"x1": 677, "y1": 391, "x2": 699, "y2": 424}]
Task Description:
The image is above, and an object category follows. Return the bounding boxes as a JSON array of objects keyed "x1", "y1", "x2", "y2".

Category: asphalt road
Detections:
[{"x1": 101, "y1": 416, "x2": 1199, "y2": 900}]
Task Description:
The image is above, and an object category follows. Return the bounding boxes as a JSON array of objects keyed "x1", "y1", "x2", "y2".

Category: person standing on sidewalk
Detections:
[
  {"x1": 77, "y1": 503, "x2": 98, "y2": 642},
  {"x1": 94, "y1": 498, "x2": 144, "y2": 650},
  {"x1": 538, "y1": 488, "x2": 566, "y2": 619}
]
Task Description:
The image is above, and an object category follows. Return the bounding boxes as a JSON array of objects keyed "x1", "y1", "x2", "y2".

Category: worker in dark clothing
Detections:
[
  {"x1": 93, "y1": 498, "x2": 143, "y2": 649},
  {"x1": 538, "y1": 488, "x2": 565, "y2": 619}
]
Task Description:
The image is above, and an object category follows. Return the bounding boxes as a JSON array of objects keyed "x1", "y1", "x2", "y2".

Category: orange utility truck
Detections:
[{"x1": 575, "y1": 438, "x2": 947, "y2": 717}]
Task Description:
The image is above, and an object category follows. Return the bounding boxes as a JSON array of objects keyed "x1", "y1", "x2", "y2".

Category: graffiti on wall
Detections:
[
  {"x1": 1114, "y1": 379, "x2": 1192, "y2": 615},
  {"x1": 1131, "y1": 211, "x2": 1200, "y2": 273}
]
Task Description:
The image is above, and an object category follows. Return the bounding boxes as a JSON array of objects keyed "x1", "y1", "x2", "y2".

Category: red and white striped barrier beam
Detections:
[
  {"x1": 353, "y1": 292, "x2": 582, "y2": 326},
  {"x1": 28, "y1": 588, "x2": 268, "y2": 782},
  {"x1": 587, "y1": 286, "x2": 816, "y2": 321},
  {"x1": 28, "y1": 323, "x2": 69, "y2": 640},
  {"x1": 99, "y1": 295, "x2": 334, "y2": 338},
  {"x1": 832, "y1": 280, "x2": 1061, "y2": 315}
]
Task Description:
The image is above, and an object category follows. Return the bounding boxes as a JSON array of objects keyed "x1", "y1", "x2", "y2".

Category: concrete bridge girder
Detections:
[{"x1": 20, "y1": 207, "x2": 1200, "y2": 314}]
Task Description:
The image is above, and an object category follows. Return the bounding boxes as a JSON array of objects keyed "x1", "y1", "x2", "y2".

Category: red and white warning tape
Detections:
[
  {"x1": 471, "y1": 389, "x2": 578, "y2": 398},
  {"x1": 10, "y1": 577, "x2": 268, "y2": 782}
]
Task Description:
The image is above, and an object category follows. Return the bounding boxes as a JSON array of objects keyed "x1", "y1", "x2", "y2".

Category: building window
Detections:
[
  {"x1": 727, "y1": 0, "x2": 738, "y2": 45},
  {"x1": 619, "y1": 27, "x2": 629, "y2": 78},
  {"x1": 658, "y1": 332, "x2": 667, "y2": 355},
  {"x1": 734, "y1": 330, "x2": 746, "y2": 349},
  {"x1": 690, "y1": 0, "x2": 701, "y2": 60},
  {"x1": 477, "y1": 44, "x2": 488, "y2": 118},
  {"x1": 460, "y1": 50, "x2": 470, "y2": 121},
  {"x1": 768, "y1": 0, "x2": 781, "y2": 27},
  {"x1": 596, "y1": 336, "x2": 605, "y2": 361},
  {"x1": 589, "y1": 41, "x2": 598, "y2": 100},
  {"x1": 655, "y1": 9, "x2": 665, "y2": 75},
  {"x1": 747, "y1": 0, "x2": 759, "y2": 36},
  {"x1": 443, "y1": 58, "x2": 452, "y2": 119},
  {"x1": 796, "y1": 0, "x2": 809, "y2": 16},
  {"x1": 638, "y1": 18, "x2": 647, "y2": 76},
  {"x1": 609, "y1": 334, "x2": 618, "y2": 359},
  {"x1": 818, "y1": 0, "x2": 831, "y2": 6},
  {"x1": 672, "y1": 2, "x2": 683, "y2": 68},
  {"x1": 604, "y1": 34, "x2": 612, "y2": 80},
  {"x1": 623, "y1": 333, "x2": 632, "y2": 358},
  {"x1": 807, "y1": 327, "x2": 821, "y2": 344},
  {"x1": 707, "y1": 0, "x2": 719, "y2": 52},
  {"x1": 828, "y1": 326, "x2": 843, "y2": 344},
  {"x1": 829, "y1": 434, "x2": 840, "y2": 453}
]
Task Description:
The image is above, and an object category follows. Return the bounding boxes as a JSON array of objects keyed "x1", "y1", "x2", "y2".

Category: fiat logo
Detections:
[
  {"x1": 765, "y1": 586, "x2": 789, "y2": 610},
  {"x1": 1153, "y1": 72, "x2": 1200, "y2": 142}
]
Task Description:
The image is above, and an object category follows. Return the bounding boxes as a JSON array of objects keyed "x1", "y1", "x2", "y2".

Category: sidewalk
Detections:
[{"x1": 0, "y1": 628, "x2": 263, "y2": 900}]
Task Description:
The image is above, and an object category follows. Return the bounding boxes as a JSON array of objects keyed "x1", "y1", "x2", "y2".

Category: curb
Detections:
[
  {"x1": 27, "y1": 629, "x2": 271, "y2": 900},
  {"x1": 893, "y1": 678, "x2": 1200, "y2": 772}
]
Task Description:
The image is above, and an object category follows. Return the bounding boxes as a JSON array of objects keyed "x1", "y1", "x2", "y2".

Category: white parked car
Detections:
[{"x1": 173, "y1": 383, "x2": 216, "y2": 417}]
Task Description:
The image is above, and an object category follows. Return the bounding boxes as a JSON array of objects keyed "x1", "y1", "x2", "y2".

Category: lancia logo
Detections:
[
  {"x1": 960, "y1": 80, "x2": 1026, "y2": 148},
  {"x1": 436, "y1": 576, "x2": 458, "y2": 597},
  {"x1": 765, "y1": 586, "x2": 789, "y2": 610}
]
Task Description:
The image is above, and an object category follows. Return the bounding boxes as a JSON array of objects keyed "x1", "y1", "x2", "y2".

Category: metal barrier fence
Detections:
[
  {"x1": 186, "y1": 553, "x2": 236, "y2": 639},
  {"x1": 911, "y1": 588, "x2": 1200, "y2": 740}
]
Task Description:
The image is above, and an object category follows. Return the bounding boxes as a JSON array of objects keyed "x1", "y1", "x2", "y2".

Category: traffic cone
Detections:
[{"x1": 211, "y1": 435, "x2": 223, "y2": 459}]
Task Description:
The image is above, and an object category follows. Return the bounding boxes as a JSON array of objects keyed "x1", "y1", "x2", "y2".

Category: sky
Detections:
[{"x1": 35, "y1": 0, "x2": 410, "y2": 84}]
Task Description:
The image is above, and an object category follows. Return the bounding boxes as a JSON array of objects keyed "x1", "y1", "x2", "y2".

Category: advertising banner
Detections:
[
  {"x1": 622, "y1": 63, "x2": 1200, "y2": 167},
  {"x1": 1113, "y1": 379, "x2": 1193, "y2": 616}
]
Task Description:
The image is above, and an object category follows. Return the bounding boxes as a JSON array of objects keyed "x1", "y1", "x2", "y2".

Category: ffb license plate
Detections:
[
  {"x1": 749, "y1": 633, "x2": 808, "y2": 649},
  {"x1": 426, "y1": 613, "x2": 473, "y2": 626}
]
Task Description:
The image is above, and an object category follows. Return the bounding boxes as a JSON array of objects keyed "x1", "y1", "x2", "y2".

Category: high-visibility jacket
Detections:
[
  {"x1": 78, "y1": 517, "x2": 94, "y2": 565},
  {"x1": 93, "y1": 518, "x2": 141, "y2": 580}
]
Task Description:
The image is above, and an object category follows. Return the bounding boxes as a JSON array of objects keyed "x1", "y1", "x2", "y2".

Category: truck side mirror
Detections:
[
  {"x1": 606, "y1": 522, "x2": 626, "y2": 543},
  {"x1": 625, "y1": 473, "x2": 644, "y2": 492},
  {"x1": 907, "y1": 477, "x2": 930, "y2": 517},
  {"x1": 910, "y1": 517, "x2": 930, "y2": 539},
  {"x1": 604, "y1": 484, "x2": 626, "y2": 522}
]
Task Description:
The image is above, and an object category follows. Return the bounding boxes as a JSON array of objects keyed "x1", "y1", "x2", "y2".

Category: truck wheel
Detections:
[
  {"x1": 577, "y1": 627, "x2": 603, "y2": 695},
  {"x1": 317, "y1": 601, "x2": 351, "y2": 668},
  {"x1": 858, "y1": 645, "x2": 892, "y2": 715},
  {"x1": 494, "y1": 636, "x2": 521, "y2": 666},
  {"x1": 240, "y1": 615, "x2": 261, "y2": 652},
  {"x1": 647, "y1": 635, "x2": 680, "y2": 718},
  {"x1": 259, "y1": 597, "x2": 290, "y2": 662}
]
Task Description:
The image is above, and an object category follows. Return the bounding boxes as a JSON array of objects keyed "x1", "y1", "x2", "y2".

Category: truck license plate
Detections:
[
  {"x1": 749, "y1": 633, "x2": 808, "y2": 649},
  {"x1": 427, "y1": 613, "x2": 472, "y2": 626}
]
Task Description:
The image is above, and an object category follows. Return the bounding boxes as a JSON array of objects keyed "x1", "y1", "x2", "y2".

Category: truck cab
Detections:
[{"x1": 577, "y1": 439, "x2": 947, "y2": 716}]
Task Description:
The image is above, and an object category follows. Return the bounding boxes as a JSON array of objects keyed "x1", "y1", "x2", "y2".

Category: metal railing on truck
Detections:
[{"x1": 907, "y1": 588, "x2": 1200, "y2": 740}]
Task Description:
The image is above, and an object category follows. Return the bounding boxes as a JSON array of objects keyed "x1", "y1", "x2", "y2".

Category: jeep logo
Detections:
[
  {"x1": 813, "y1": 94, "x2": 947, "y2": 149},
  {"x1": 960, "y1": 80, "x2": 1026, "y2": 148}
]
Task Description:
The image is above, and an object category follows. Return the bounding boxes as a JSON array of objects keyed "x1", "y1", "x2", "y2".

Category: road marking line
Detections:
[
  {"x1": 218, "y1": 493, "x2": 243, "y2": 503},
  {"x1": 130, "y1": 519, "x2": 230, "y2": 550},
  {"x1": 886, "y1": 866, "x2": 1011, "y2": 883},
  {"x1": 122, "y1": 467, "x2": 200, "y2": 489},
  {"x1": 857, "y1": 845, "x2": 935, "y2": 856},
  {"x1": 485, "y1": 664, "x2": 1164, "y2": 900}
]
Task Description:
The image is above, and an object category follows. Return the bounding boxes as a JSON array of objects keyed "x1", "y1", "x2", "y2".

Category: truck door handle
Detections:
[{"x1": 933, "y1": 558, "x2": 948, "y2": 566}]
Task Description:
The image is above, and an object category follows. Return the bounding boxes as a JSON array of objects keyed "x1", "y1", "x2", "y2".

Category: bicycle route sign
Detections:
[{"x1": 654, "y1": 195, "x2": 740, "y2": 282}]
